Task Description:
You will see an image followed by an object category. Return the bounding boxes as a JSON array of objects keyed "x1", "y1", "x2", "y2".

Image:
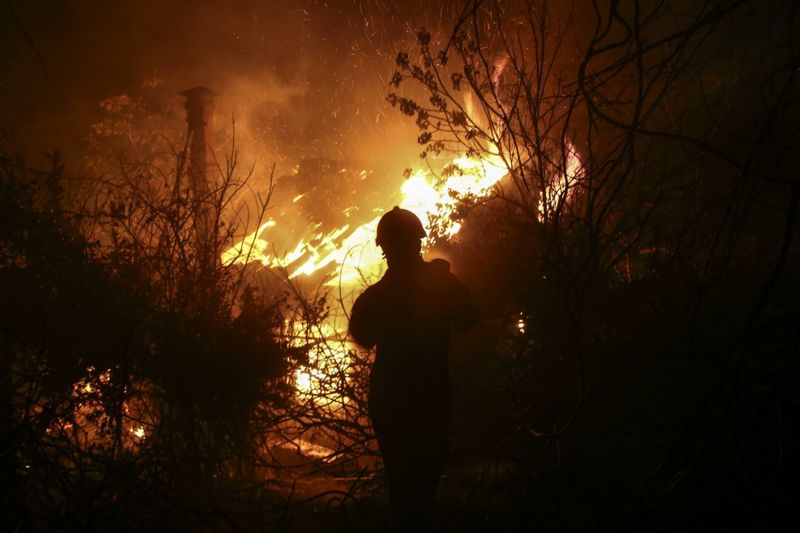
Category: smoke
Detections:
[
  {"x1": 0, "y1": 0, "x2": 453, "y2": 167},
  {"x1": 0, "y1": 0, "x2": 588, "y2": 263}
]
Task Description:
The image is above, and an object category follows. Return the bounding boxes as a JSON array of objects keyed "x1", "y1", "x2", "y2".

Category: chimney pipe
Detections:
[{"x1": 180, "y1": 86, "x2": 218, "y2": 271}]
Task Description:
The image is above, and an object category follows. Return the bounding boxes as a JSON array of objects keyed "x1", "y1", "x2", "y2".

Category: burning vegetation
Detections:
[{"x1": 2, "y1": 0, "x2": 800, "y2": 530}]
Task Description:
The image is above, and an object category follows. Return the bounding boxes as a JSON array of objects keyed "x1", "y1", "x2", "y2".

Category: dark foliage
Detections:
[
  {"x1": 0, "y1": 153, "x2": 299, "y2": 530},
  {"x1": 388, "y1": 0, "x2": 800, "y2": 529}
]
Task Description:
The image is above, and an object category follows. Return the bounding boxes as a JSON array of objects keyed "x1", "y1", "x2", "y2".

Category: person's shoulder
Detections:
[
  {"x1": 426, "y1": 258, "x2": 463, "y2": 280},
  {"x1": 427, "y1": 258, "x2": 451, "y2": 275},
  {"x1": 424, "y1": 258, "x2": 466, "y2": 287}
]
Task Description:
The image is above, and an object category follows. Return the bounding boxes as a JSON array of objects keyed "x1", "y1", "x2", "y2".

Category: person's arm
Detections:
[
  {"x1": 449, "y1": 273, "x2": 479, "y2": 329},
  {"x1": 430, "y1": 258, "x2": 479, "y2": 329}
]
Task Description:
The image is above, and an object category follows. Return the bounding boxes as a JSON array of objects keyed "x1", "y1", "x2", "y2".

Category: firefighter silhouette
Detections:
[{"x1": 350, "y1": 206, "x2": 478, "y2": 531}]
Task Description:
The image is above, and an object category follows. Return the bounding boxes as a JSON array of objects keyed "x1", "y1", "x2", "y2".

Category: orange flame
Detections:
[
  {"x1": 223, "y1": 141, "x2": 580, "y2": 401},
  {"x1": 220, "y1": 150, "x2": 509, "y2": 400},
  {"x1": 222, "y1": 152, "x2": 509, "y2": 281}
]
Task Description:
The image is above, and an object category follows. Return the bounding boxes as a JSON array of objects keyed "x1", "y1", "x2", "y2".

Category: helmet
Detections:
[{"x1": 376, "y1": 206, "x2": 426, "y2": 247}]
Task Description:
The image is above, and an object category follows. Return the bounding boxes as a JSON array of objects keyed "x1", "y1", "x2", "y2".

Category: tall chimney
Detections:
[{"x1": 180, "y1": 86, "x2": 218, "y2": 271}]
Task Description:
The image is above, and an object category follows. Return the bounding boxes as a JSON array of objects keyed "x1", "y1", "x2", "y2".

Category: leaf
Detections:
[
  {"x1": 451, "y1": 72, "x2": 463, "y2": 90},
  {"x1": 389, "y1": 71, "x2": 403, "y2": 88},
  {"x1": 396, "y1": 51, "x2": 410, "y2": 69}
]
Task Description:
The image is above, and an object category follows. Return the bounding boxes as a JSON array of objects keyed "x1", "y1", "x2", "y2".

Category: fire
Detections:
[
  {"x1": 59, "y1": 367, "x2": 152, "y2": 449},
  {"x1": 289, "y1": 320, "x2": 353, "y2": 405},
  {"x1": 222, "y1": 141, "x2": 580, "y2": 401},
  {"x1": 539, "y1": 142, "x2": 583, "y2": 218},
  {"x1": 222, "y1": 152, "x2": 509, "y2": 282},
  {"x1": 400, "y1": 154, "x2": 509, "y2": 238},
  {"x1": 220, "y1": 150, "x2": 510, "y2": 400}
]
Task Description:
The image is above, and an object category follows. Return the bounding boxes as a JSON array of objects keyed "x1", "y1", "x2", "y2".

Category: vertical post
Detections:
[{"x1": 180, "y1": 86, "x2": 218, "y2": 273}]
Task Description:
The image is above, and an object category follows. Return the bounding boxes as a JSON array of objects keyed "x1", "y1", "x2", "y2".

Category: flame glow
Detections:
[
  {"x1": 57, "y1": 367, "x2": 153, "y2": 450},
  {"x1": 220, "y1": 150, "x2": 511, "y2": 400},
  {"x1": 223, "y1": 141, "x2": 580, "y2": 401},
  {"x1": 222, "y1": 152, "x2": 509, "y2": 281}
]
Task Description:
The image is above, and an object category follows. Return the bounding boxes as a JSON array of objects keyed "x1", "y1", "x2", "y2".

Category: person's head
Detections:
[{"x1": 376, "y1": 206, "x2": 426, "y2": 268}]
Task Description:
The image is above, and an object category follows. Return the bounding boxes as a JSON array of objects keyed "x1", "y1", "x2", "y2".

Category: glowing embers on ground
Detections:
[
  {"x1": 516, "y1": 314, "x2": 527, "y2": 335},
  {"x1": 290, "y1": 319, "x2": 354, "y2": 407},
  {"x1": 47, "y1": 367, "x2": 152, "y2": 452}
]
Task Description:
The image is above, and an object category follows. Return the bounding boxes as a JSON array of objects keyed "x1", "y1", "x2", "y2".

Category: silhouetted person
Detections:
[{"x1": 350, "y1": 207, "x2": 478, "y2": 531}]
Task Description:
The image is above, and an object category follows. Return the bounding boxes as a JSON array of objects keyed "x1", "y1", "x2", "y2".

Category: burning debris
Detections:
[{"x1": 221, "y1": 150, "x2": 512, "y2": 281}]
